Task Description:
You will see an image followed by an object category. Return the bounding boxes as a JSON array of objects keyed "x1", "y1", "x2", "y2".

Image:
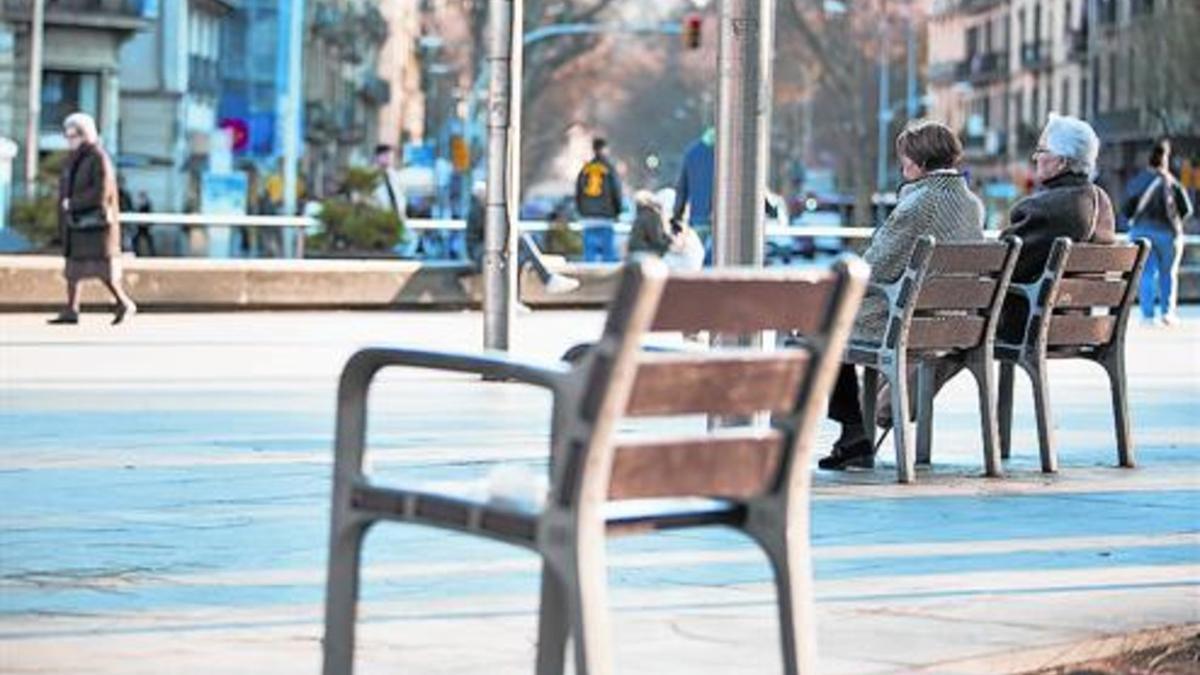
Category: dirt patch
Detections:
[{"x1": 1028, "y1": 632, "x2": 1200, "y2": 675}]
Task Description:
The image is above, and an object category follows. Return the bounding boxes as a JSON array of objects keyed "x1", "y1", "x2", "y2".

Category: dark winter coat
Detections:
[
  {"x1": 627, "y1": 200, "x2": 672, "y2": 257},
  {"x1": 574, "y1": 156, "x2": 622, "y2": 219},
  {"x1": 1121, "y1": 168, "x2": 1194, "y2": 235},
  {"x1": 58, "y1": 142, "x2": 121, "y2": 261},
  {"x1": 1003, "y1": 171, "x2": 1116, "y2": 284},
  {"x1": 672, "y1": 139, "x2": 715, "y2": 225}
]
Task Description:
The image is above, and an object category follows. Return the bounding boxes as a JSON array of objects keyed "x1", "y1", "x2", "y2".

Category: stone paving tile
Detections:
[{"x1": 1, "y1": 309, "x2": 1198, "y2": 673}]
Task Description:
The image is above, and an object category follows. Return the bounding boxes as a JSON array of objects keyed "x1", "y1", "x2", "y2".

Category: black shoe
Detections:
[
  {"x1": 818, "y1": 438, "x2": 876, "y2": 470},
  {"x1": 48, "y1": 313, "x2": 79, "y2": 325},
  {"x1": 112, "y1": 303, "x2": 137, "y2": 325}
]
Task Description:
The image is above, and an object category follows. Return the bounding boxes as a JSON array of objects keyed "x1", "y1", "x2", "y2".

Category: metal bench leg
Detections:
[
  {"x1": 886, "y1": 358, "x2": 916, "y2": 484},
  {"x1": 1024, "y1": 360, "x2": 1058, "y2": 473},
  {"x1": 915, "y1": 361, "x2": 935, "y2": 466},
  {"x1": 323, "y1": 520, "x2": 369, "y2": 675},
  {"x1": 535, "y1": 564, "x2": 570, "y2": 675},
  {"x1": 861, "y1": 367, "x2": 879, "y2": 448},
  {"x1": 1103, "y1": 350, "x2": 1136, "y2": 468},
  {"x1": 755, "y1": 525, "x2": 817, "y2": 675},
  {"x1": 567, "y1": 533, "x2": 614, "y2": 675},
  {"x1": 968, "y1": 353, "x2": 1002, "y2": 478},
  {"x1": 998, "y1": 361, "x2": 1015, "y2": 460}
]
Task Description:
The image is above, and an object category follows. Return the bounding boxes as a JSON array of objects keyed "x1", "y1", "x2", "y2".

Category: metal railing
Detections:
[{"x1": 118, "y1": 213, "x2": 1200, "y2": 246}]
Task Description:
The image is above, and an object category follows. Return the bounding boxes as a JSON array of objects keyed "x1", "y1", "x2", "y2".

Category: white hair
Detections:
[
  {"x1": 1042, "y1": 112, "x2": 1099, "y2": 176},
  {"x1": 63, "y1": 111, "x2": 99, "y2": 144}
]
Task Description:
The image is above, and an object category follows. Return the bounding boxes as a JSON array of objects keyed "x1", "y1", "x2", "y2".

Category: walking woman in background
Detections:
[
  {"x1": 1123, "y1": 139, "x2": 1194, "y2": 326},
  {"x1": 50, "y1": 112, "x2": 137, "y2": 325}
]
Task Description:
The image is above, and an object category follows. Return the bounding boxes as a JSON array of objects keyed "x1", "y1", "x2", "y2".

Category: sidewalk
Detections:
[{"x1": 1, "y1": 309, "x2": 1197, "y2": 674}]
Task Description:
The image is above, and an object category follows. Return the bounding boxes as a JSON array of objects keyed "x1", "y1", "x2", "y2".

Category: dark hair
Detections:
[
  {"x1": 1149, "y1": 138, "x2": 1171, "y2": 168},
  {"x1": 895, "y1": 120, "x2": 963, "y2": 171},
  {"x1": 593, "y1": 138, "x2": 608, "y2": 153},
  {"x1": 374, "y1": 144, "x2": 393, "y2": 156}
]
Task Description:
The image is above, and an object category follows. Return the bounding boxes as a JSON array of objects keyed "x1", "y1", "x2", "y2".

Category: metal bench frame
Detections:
[
  {"x1": 322, "y1": 257, "x2": 868, "y2": 675},
  {"x1": 996, "y1": 237, "x2": 1150, "y2": 472},
  {"x1": 848, "y1": 235, "x2": 1021, "y2": 483}
]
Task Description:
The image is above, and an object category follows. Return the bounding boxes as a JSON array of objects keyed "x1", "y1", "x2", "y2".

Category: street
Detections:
[{"x1": 2, "y1": 309, "x2": 1198, "y2": 674}]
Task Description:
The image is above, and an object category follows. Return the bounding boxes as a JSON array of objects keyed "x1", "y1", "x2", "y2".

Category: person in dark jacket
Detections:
[
  {"x1": 574, "y1": 137, "x2": 622, "y2": 262},
  {"x1": 672, "y1": 128, "x2": 716, "y2": 248},
  {"x1": 627, "y1": 190, "x2": 673, "y2": 257},
  {"x1": 50, "y1": 112, "x2": 137, "y2": 325},
  {"x1": 1122, "y1": 139, "x2": 1194, "y2": 326},
  {"x1": 999, "y1": 113, "x2": 1115, "y2": 339},
  {"x1": 819, "y1": 120, "x2": 985, "y2": 470}
]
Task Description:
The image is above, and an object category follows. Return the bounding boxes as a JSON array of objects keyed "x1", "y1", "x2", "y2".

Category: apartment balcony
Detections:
[
  {"x1": 305, "y1": 101, "x2": 333, "y2": 144},
  {"x1": 311, "y1": 2, "x2": 343, "y2": 40},
  {"x1": 927, "y1": 60, "x2": 963, "y2": 85},
  {"x1": 1021, "y1": 42, "x2": 1051, "y2": 70},
  {"x1": 965, "y1": 52, "x2": 1009, "y2": 84},
  {"x1": 1067, "y1": 30, "x2": 1088, "y2": 62},
  {"x1": 1, "y1": 0, "x2": 150, "y2": 31},
  {"x1": 960, "y1": 0, "x2": 1004, "y2": 13},
  {"x1": 335, "y1": 105, "x2": 365, "y2": 145},
  {"x1": 359, "y1": 4, "x2": 388, "y2": 46}
]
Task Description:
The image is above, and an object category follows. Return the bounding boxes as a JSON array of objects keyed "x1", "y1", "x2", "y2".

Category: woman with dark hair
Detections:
[
  {"x1": 1123, "y1": 138, "x2": 1194, "y2": 326},
  {"x1": 819, "y1": 120, "x2": 985, "y2": 471},
  {"x1": 50, "y1": 111, "x2": 137, "y2": 325}
]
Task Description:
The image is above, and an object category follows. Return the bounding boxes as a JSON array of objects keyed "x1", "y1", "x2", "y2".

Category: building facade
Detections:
[
  {"x1": 303, "y1": 0, "x2": 393, "y2": 195},
  {"x1": 119, "y1": 0, "x2": 235, "y2": 211},
  {"x1": 0, "y1": 0, "x2": 150, "y2": 195},
  {"x1": 928, "y1": 0, "x2": 1197, "y2": 208}
]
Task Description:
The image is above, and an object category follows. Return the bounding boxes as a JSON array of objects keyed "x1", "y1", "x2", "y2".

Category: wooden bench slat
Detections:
[
  {"x1": 1047, "y1": 315, "x2": 1115, "y2": 346},
  {"x1": 651, "y1": 275, "x2": 836, "y2": 334},
  {"x1": 1063, "y1": 245, "x2": 1140, "y2": 273},
  {"x1": 927, "y1": 245, "x2": 1010, "y2": 274},
  {"x1": 916, "y1": 277, "x2": 998, "y2": 310},
  {"x1": 1053, "y1": 278, "x2": 1127, "y2": 308},
  {"x1": 610, "y1": 431, "x2": 783, "y2": 500},
  {"x1": 627, "y1": 352, "x2": 809, "y2": 417},
  {"x1": 907, "y1": 315, "x2": 986, "y2": 350}
]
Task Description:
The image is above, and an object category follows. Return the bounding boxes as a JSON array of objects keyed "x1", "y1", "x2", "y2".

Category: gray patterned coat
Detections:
[{"x1": 854, "y1": 172, "x2": 985, "y2": 343}]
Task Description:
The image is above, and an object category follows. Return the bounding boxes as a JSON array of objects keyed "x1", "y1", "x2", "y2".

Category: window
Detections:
[
  {"x1": 40, "y1": 70, "x2": 100, "y2": 131},
  {"x1": 1080, "y1": 75, "x2": 1089, "y2": 116},
  {"x1": 1061, "y1": 80, "x2": 1071, "y2": 116},
  {"x1": 1108, "y1": 52, "x2": 1119, "y2": 110}
]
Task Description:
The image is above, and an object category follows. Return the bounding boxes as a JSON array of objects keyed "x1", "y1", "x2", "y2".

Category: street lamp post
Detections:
[
  {"x1": 483, "y1": 0, "x2": 520, "y2": 353},
  {"x1": 24, "y1": 0, "x2": 45, "y2": 200}
]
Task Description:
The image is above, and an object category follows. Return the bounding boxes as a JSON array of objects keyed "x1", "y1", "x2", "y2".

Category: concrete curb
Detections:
[
  {"x1": 0, "y1": 254, "x2": 620, "y2": 310},
  {"x1": 913, "y1": 623, "x2": 1198, "y2": 674}
]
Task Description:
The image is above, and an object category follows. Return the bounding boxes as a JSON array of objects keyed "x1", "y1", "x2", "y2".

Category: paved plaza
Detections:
[{"x1": 1, "y1": 308, "x2": 1198, "y2": 674}]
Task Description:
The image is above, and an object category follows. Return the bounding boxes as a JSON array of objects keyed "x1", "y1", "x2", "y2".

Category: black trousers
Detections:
[{"x1": 828, "y1": 364, "x2": 864, "y2": 427}]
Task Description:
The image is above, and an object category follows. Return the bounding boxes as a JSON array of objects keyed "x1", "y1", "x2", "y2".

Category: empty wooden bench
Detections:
[
  {"x1": 851, "y1": 235, "x2": 1021, "y2": 483},
  {"x1": 996, "y1": 237, "x2": 1150, "y2": 472},
  {"x1": 322, "y1": 257, "x2": 868, "y2": 675}
]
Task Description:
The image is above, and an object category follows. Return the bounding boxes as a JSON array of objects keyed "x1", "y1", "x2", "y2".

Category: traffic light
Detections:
[{"x1": 683, "y1": 14, "x2": 702, "y2": 50}]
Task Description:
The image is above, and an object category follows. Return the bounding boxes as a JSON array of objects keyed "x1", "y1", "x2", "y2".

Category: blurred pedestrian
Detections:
[
  {"x1": 627, "y1": 190, "x2": 672, "y2": 257},
  {"x1": 672, "y1": 127, "x2": 716, "y2": 255},
  {"x1": 819, "y1": 120, "x2": 984, "y2": 471},
  {"x1": 50, "y1": 112, "x2": 137, "y2": 325},
  {"x1": 465, "y1": 181, "x2": 579, "y2": 294},
  {"x1": 574, "y1": 137, "x2": 622, "y2": 262},
  {"x1": 1123, "y1": 138, "x2": 1194, "y2": 326},
  {"x1": 132, "y1": 191, "x2": 155, "y2": 257}
]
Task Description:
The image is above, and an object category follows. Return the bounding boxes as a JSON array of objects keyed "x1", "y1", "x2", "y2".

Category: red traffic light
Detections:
[{"x1": 683, "y1": 14, "x2": 702, "y2": 50}]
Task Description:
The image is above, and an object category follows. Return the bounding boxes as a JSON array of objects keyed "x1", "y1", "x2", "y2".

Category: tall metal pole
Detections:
[
  {"x1": 483, "y1": 0, "x2": 518, "y2": 351},
  {"x1": 905, "y1": 0, "x2": 917, "y2": 120},
  {"x1": 1085, "y1": 0, "x2": 1097, "y2": 120},
  {"x1": 713, "y1": 0, "x2": 775, "y2": 269},
  {"x1": 875, "y1": 1, "x2": 891, "y2": 225},
  {"x1": 24, "y1": 0, "x2": 45, "y2": 199},
  {"x1": 282, "y1": 0, "x2": 304, "y2": 243}
]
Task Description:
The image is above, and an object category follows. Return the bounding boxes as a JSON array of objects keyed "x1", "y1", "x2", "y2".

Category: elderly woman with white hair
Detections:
[
  {"x1": 50, "y1": 111, "x2": 137, "y2": 324},
  {"x1": 1004, "y1": 113, "x2": 1116, "y2": 283}
]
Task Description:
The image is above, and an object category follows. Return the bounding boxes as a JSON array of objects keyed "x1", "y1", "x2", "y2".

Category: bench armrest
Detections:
[{"x1": 341, "y1": 347, "x2": 571, "y2": 395}]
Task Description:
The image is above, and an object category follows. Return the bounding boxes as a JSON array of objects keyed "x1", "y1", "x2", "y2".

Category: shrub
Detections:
[{"x1": 306, "y1": 167, "x2": 405, "y2": 254}]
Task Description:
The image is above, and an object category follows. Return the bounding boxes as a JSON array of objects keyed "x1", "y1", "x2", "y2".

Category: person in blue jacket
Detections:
[
  {"x1": 1122, "y1": 138, "x2": 1194, "y2": 326},
  {"x1": 672, "y1": 128, "x2": 716, "y2": 251}
]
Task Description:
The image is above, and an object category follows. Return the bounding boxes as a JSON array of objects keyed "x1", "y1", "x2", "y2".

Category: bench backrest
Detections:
[
  {"x1": 882, "y1": 236, "x2": 1021, "y2": 352},
  {"x1": 1021, "y1": 238, "x2": 1149, "y2": 351},
  {"x1": 552, "y1": 258, "x2": 867, "y2": 508}
]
